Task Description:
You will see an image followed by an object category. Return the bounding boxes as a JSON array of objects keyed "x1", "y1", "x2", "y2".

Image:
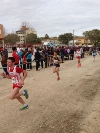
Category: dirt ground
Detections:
[{"x1": 0, "y1": 54, "x2": 100, "y2": 133}]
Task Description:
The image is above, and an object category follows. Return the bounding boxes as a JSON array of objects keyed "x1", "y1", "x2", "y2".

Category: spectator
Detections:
[
  {"x1": 18, "y1": 49, "x2": 23, "y2": 68},
  {"x1": 12, "y1": 47, "x2": 20, "y2": 67},
  {"x1": 34, "y1": 48, "x2": 41, "y2": 71},
  {"x1": 39, "y1": 50, "x2": 45, "y2": 68},
  {"x1": 17, "y1": 46, "x2": 21, "y2": 53},
  {"x1": 27, "y1": 51, "x2": 32, "y2": 70},
  {"x1": 1, "y1": 51, "x2": 8, "y2": 76},
  {"x1": 70, "y1": 47, "x2": 74, "y2": 60},
  {"x1": 60, "y1": 46, "x2": 65, "y2": 63}
]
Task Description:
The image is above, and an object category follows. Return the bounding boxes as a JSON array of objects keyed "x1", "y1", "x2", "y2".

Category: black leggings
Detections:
[
  {"x1": 2, "y1": 64, "x2": 8, "y2": 75},
  {"x1": 36, "y1": 61, "x2": 40, "y2": 70},
  {"x1": 27, "y1": 59, "x2": 32, "y2": 69}
]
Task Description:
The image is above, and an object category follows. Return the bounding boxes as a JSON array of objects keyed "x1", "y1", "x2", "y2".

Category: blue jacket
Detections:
[{"x1": 27, "y1": 53, "x2": 32, "y2": 60}]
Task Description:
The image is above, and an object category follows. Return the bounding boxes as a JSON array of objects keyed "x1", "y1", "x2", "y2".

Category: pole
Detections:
[
  {"x1": 73, "y1": 30, "x2": 74, "y2": 46},
  {"x1": 2, "y1": 40, "x2": 4, "y2": 48}
]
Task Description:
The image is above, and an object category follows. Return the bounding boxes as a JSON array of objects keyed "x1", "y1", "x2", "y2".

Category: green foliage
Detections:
[
  {"x1": 58, "y1": 33, "x2": 73, "y2": 45},
  {"x1": 26, "y1": 33, "x2": 41, "y2": 44},
  {"x1": 45, "y1": 34, "x2": 49, "y2": 39},
  {"x1": 4, "y1": 34, "x2": 20, "y2": 44},
  {"x1": 0, "y1": 40, "x2": 2, "y2": 44},
  {"x1": 83, "y1": 29, "x2": 100, "y2": 46}
]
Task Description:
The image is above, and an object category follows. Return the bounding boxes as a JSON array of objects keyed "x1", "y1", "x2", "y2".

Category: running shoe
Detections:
[
  {"x1": 23, "y1": 89, "x2": 29, "y2": 99},
  {"x1": 19, "y1": 105, "x2": 28, "y2": 111}
]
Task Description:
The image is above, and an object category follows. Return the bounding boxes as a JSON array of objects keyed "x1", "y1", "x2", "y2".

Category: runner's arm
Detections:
[
  {"x1": 58, "y1": 57, "x2": 62, "y2": 63},
  {"x1": 19, "y1": 70, "x2": 27, "y2": 85},
  {"x1": 22, "y1": 70, "x2": 27, "y2": 80},
  {"x1": 1, "y1": 73, "x2": 11, "y2": 79}
]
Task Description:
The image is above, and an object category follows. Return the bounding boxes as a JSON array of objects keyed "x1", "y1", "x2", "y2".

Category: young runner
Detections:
[
  {"x1": 76, "y1": 48, "x2": 81, "y2": 67},
  {"x1": 92, "y1": 48, "x2": 97, "y2": 61},
  {"x1": 1, "y1": 57, "x2": 29, "y2": 111},
  {"x1": 52, "y1": 50, "x2": 62, "y2": 81}
]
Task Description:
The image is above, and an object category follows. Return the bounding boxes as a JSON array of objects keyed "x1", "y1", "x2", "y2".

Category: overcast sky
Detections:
[{"x1": 0, "y1": 0, "x2": 100, "y2": 37}]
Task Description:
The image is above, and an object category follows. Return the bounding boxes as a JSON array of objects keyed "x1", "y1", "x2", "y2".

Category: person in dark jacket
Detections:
[
  {"x1": 60, "y1": 46, "x2": 65, "y2": 63},
  {"x1": 70, "y1": 47, "x2": 74, "y2": 60},
  {"x1": 39, "y1": 49, "x2": 45, "y2": 68},
  {"x1": 27, "y1": 50, "x2": 32, "y2": 70},
  {"x1": 1, "y1": 51, "x2": 8, "y2": 76},
  {"x1": 35, "y1": 48, "x2": 41, "y2": 71}
]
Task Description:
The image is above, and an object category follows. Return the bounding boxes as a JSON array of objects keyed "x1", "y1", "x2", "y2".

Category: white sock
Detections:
[
  {"x1": 24, "y1": 104, "x2": 28, "y2": 107},
  {"x1": 22, "y1": 91, "x2": 25, "y2": 95}
]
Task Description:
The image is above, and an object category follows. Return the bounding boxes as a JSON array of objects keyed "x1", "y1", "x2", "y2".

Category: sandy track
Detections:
[{"x1": 0, "y1": 55, "x2": 100, "y2": 133}]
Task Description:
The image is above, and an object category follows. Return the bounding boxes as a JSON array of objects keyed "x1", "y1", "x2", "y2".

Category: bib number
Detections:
[
  {"x1": 54, "y1": 60, "x2": 58, "y2": 64},
  {"x1": 12, "y1": 77, "x2": 18, "y2": 84}
]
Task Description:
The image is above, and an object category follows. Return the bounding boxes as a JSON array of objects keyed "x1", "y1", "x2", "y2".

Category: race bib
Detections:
[
  {"x1": 54, "y1": 60, "x2": 58, "y2": 64},
  {"x1": 12, "y1": 77, "x2": 18, "y2": 84}
]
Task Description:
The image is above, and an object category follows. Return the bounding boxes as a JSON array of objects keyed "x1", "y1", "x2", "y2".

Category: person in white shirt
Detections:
[
  {"x1": 76, "y1": 48, "x2": 82, "y2": 67},
  {"x1": 17, "y1": 46, "x2": 21, "y2": 53},
  {"x1": 80, "y1": 47, "x2": 83, "y2": 58},
  {"x1": 33, "y1": 46, "x2": 37, "y2": 61},
  {"x1": 33, "y1": 47, "x2": 37, "y2": 56}
]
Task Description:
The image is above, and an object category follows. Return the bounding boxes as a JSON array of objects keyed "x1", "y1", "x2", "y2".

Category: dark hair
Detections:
[
  {"x1": 54, "y1": 50, "x2": 58, "y2": 53},
  {"x1": 8, "y1": 57, "x2": 15, "y2": 62},
  {"x1": 22, "y1": 52, "x2": 27, "y2": 58},
  {"x1": 12, "y1": 47, "x2": 17, "y2": 51}
]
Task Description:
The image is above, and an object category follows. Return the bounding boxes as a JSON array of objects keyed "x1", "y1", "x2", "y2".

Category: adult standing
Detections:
[
  {"x1": 1, "y1": 51, "x2": 8, "y2": 76},
  {"x1": 60, "y1": 46, "x2": 65, "y2": 63},
  {"x1": 12, "y1": 47, "x2": 20, "y2": 67},
  {"x1": 34, "y1": 48, "x2": 41, "y2": 71},
  {"x1": 27, "y1": 50, "x2": 32, "y2": 70},
  {"x1": 70, "y1": 47, "x2": 74, "y2": 60},
  {"x1": 33, "y1": 46, "x2": 37, "y2": 60},
  {"x1": 18, "y1": 49, "x2": 23, "y2": 68},
  {"x1": 39, "y1": 49, "x2": 45, "y2": 69},
  {"x1": 17, "y1": 46, "x2": 21, "y2": 53},
  {"x1": 80, "y1": 47, "x2": 83, "y2": 58}
]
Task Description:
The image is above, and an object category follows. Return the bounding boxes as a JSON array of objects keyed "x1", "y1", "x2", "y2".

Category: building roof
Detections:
[
  {"x1": 74, "y1": 36, "x2": 88, "y2": 39},
  {"x1": 16, "y1": 30, "x2": 25, "y2": 33}
]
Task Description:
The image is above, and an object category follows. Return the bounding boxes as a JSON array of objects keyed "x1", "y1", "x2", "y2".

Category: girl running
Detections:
[
  {"x1": 52, "y1": 50, "x2": 62, "y2": 81},
  {"x1": 76, "y1": 48, "x2": 81, "y2": 67}
]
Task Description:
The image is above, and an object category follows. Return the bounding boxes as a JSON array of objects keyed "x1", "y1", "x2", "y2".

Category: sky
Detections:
[{"x1": 0, "y1": 0, "x2": 100, "y2": 37}]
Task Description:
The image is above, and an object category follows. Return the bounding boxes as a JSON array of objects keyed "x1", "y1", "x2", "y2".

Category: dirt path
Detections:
[{"x1": 0, "y1": 55, "x2": 100, "y2": 133}]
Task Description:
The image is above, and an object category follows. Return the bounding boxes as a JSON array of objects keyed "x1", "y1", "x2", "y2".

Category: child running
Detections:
[
  {"x1": 92, "y1": 47, "x2": 97, "y2": 61},
  {"x1": 1, "y1": 57, "x2": 29, "y2": 111},
  {"x1": 76, "y1": 48, "x2": 81, "y2": 67},
  {"x1": 52, "y1": 50, "x2": 62, "y2": 81}
]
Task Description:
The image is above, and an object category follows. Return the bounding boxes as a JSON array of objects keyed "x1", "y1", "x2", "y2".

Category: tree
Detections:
[
  {"x1": 58, "y1": 33, "x2": 73, "y2": 45},
  {"x1": 83, "y1": 29, "x2": 100, "y2": 46},
  {"x1": 26, "y1": 33, "x2": 41, "y2": 44},
  {"x1": 4, "y1": 34, "x2": 20, "y2": 44},
  {"x1": 36, "y1": 37, "x2": 41, "y2": 43},
  {"x1": 0, "y1": 40, "x2": 2, "y2": 44},
  {"x1": 20, "y1": 21, "x2": 35, "y2": 30},
  {"x1": 45, "y1": 34, "x2": 49, "y2": 39},
  {"x1": 3, "y1": 27, "x2": 8, "y2": 36},
  {"x1": 21, "y1": 21, "x2": 30, "y2": 29}
]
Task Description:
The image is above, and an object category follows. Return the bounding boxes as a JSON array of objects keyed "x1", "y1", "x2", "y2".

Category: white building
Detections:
[{"x1": 16, "y1": 26, "x2": 37, "y2": 44}]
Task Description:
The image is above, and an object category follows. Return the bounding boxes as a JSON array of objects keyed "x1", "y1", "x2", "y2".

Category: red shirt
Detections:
[
  {"x1": 23, "y1": 55, "x2": 27, "y2": 64},
  {"x1": 8, "y1": 66, "x2": 23, "y2": 89},
  {"x1": 10, "y1": 66, "x2": 23, "y2": 73},
  {"x1": 12, "y1": 51, "x2": 20, "y2": 63}
]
